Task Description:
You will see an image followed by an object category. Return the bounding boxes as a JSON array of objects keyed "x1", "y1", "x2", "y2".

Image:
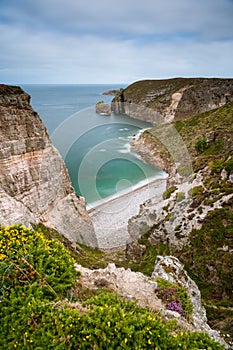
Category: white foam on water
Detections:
[{"x1": 87, "y1": 172, "x2": 167, "y2": 211}]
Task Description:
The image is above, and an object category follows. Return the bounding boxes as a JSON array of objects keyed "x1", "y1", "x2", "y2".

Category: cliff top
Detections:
[
  {"x1": 0, "y1": 84, "x2": 24, "y2": 95},
  {"x1": 112, "y1": 77, "x2": 233, "y2": 122}
]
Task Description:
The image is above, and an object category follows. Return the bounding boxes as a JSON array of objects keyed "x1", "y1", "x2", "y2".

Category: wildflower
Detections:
[
  {"x1": 107, "y1": 321, "x2": 111, "y2": 327},
  {"x1": 167, "y1": 300, "x2": 183, "y2": 316},
  {"x1": 0, "y1": 253, "x2": 7, "y2": 260},
  {"x1": 148, "y1": 339, "x2": 152, "y2": 344}
]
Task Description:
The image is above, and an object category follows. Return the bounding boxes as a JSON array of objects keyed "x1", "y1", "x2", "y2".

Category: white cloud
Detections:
[
  {"x1": 1, "y1": 0, "x2": 233, "y2": 83},
  {"x1": 2, "y1": 0, "x2": 233, "y2": 39}
]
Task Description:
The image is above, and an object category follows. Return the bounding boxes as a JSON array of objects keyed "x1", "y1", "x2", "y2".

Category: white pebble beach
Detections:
[{"x1": 88, "y1": 176, "x2": 167, "y2": 249}]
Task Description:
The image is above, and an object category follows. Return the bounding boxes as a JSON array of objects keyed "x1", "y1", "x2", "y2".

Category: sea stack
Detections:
[{"x1": 96, "y1": 100, "x2": 111, "y2": 115}]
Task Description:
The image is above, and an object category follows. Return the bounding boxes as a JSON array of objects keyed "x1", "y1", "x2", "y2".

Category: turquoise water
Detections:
[{"x1": 22, "y1": 85, "x2": 165, "y2": 204}]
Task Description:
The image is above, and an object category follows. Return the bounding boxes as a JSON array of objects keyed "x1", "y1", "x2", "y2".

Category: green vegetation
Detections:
[
  {"x1": 0, "y1": 224, "x2": 224, "y2": 349},
  {"x1": 163, "y1": 186, "x2": 177, "y2": 199},
  {"x1": 179, "y1": 203, "x2": 233, "y2": 304},
  {"x1": 0, "y1": 224, "x2": 77, "y2": 300},
  {"x1": 175, "y1": 101, "x2": 233, "y2": 172},
  {"x1": 0, "y1": 84, "x2": 23, "y2": 95},
  {"x1": 124, "y1": 101, "x2": 233, "y2": 343},
  {"x1": 155, "y1": 278, "x2": 193, "y2": 320},
  {"x1": 195, "y1": 138, "x2": 208, "y2": 153},
  {"x1": 177, "y1": 202, "x2": 233, "y2": 341},
  {"x1": 176, "y1": 192, "x2": 186, "y2": 202}
]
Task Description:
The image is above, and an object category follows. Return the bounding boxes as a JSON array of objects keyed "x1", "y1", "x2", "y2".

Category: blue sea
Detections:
[{"x1": 22, "y1": 84, "x2": 165, "y2": 205}]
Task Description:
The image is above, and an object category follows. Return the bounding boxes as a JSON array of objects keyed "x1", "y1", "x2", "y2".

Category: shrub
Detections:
[
  {"x1": 195, "y1": 138, "x2": 208, "y2": 153},
  {"x1": 163, "y1": 186, "x2": 177, "y2": 200},
  {"x1": 176, "y1": 192, "x2": 186, "y2": 202},
  {"x1": 225, "y1": 157, "x2": 233, "y2": 174},
  {"x1": 0, "y1": 224, "x2": 77, "y2": 300},
  {"x1": 0, "y1": 225, "x2": 225, "y2": 349},
  {"x1": 155, "y1": 278, "x2": 193, "y2": 319},
  {"x1": 0, "y1": 289, "x2": 224, "y2": 349}
]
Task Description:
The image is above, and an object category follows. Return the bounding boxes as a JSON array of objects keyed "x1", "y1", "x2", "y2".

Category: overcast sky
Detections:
[{"x1": 1, "y1": 0, "x2": 233, "y2": 84}]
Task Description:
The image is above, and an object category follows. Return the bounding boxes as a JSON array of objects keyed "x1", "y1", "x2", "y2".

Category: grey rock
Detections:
[
  {"x1": 0, "y1": 85, "x2": 97, "y2": 247},
  {"x1": 152, "y1": 256, "x2": 227, "y2": 347},
  {"x1": 96, "y1": 101, "x2": 111, "y2": 115}
]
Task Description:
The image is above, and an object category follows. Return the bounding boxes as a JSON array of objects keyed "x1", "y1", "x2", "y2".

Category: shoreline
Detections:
[
  {"x1": 87, "y1": 174, "x2": 167, "y2": 213},
  {"x1": 89, "y1": 176, "x2": 167, "y2": 250}
]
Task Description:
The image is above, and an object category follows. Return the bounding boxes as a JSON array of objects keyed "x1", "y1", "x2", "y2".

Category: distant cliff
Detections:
[
  {"x1": 112, "y1": 78, "x2": 233, "y2": 123},
  {"x1": 0, "y1": 85, "x2": 97, "y2": 247}
]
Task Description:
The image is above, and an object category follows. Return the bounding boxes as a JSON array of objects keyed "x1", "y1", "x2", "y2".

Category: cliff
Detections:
[
  {"x1": 112, "y1": 78, "x2": 233, "y2": 123},
  {"x1": 0, "y1": 84, "x2": 97, "y2": 247},
  {"x1": 125, "y1": 100, "x2": 233, "y2": 344}
]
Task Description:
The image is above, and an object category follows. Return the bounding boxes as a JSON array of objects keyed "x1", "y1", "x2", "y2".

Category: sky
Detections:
[{"x1": 0, "y1": 0, "x2": 233, "y2": 84}]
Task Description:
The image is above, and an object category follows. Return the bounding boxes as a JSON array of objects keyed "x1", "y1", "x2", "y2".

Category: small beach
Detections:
[{"x1": 89, "y1": 176, "x2": 167, "y2": 249}]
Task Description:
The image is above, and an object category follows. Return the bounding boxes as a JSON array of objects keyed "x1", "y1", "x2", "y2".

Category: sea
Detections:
[{"x1": 22, "y1": 84, "x2": 166, "y2": 206}]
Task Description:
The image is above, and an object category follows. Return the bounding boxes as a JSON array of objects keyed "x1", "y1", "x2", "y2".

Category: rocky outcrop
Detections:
[
  {"x1": 0, "y1": 84, "x2": 97, "y2": 247},
  {"x1": 95, "y1": 101, "x2": 111, "y2": 115},
  {"x1": 152, "y1": 256, "x2": 227, "y2": 347},
  {"x1": 102, "y1": 89, "x2": 120, "y2": 96},
  {"x1": 75, "y1": 258, "x2": 227, "y2": 348},
  {"x1": 125, "y1": 97, "x2": 233, "y2": 344},
  {"x1": 112, "y1": 78, "x2": 233, "y2": 123},
  {"x1": 127, "y1": 101, "x2": 233, "y2": 250}
]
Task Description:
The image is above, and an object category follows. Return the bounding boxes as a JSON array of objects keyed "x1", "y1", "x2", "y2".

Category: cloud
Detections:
[
  {"x1": 0, "y1": 0, "x2": 233, "y2": 83},
  {"x1": 2, "y1": 0, "x2": 233, "y2": 39}
]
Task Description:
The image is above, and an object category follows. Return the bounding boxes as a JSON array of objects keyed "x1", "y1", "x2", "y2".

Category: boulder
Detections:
[{"x1": 96, "y1": 101, "x2": 111, "y2": 115}]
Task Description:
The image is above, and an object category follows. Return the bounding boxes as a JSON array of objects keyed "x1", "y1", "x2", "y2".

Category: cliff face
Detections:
[
  {"x1": 125, "y1": 100, "x2": 233, "y2": 344},
  {"x1": 112, "y1": 78, "x2": 233, "y2": 123},
  {"x1": 0, "y1": 85, "x2": 97, "y2": 247}
]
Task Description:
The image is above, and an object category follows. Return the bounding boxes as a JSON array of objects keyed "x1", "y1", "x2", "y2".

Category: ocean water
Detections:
[{"x1": 22, "y1": 84, "x2": 165, "y2": 205}]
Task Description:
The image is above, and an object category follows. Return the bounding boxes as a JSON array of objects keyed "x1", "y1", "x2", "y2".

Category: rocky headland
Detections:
[
  {"x1": 110, "y1": 78, "x2": 233, "y2": 345},
  {"x1": 0, "y1": 84, "x2": 96, "y2": 247},
  {"x1": 112, "y1": 78, "x2": 233, "y2": 123},
  {"x1": 102, "y1": 89, "x2": 120, "y2": 96},
  {"x1": 0, "y1": 81, "x2": 232, "y2": 348}
]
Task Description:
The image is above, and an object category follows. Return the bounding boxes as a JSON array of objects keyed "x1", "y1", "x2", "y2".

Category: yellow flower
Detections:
[
  {"x1": 107, "y1": 321, "x2": 111, "y2": 327},
  {"x1": 0, "y1": 253, "x2": 7, "y2": 260},
  {"x1": 124, "y1": 338, "x2": 128, "y2": 344},
  {"x1": 148, "y1": 339, "x2": 152, "y2": 345}
]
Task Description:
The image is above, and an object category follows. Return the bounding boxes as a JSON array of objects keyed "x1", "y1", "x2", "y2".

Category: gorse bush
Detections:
[
  {"x1": 0, "y1": 224, "x2": 77, "y2": 299},
  {"x1": 0, "y1": 225, "x2": 225, "y2": 349},
  {"x1": 0, "y1": 289, "x2": 224, "y2": 350}
]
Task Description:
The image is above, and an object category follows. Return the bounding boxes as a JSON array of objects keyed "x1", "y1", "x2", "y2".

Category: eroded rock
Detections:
[{"x1": 0, "y1": 85, "x2": 96, "y2": 247}]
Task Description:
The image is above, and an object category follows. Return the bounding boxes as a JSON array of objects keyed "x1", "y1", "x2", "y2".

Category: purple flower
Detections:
[{"x1": 167, "y1": 300, "x2": 183, "y2": 316}]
